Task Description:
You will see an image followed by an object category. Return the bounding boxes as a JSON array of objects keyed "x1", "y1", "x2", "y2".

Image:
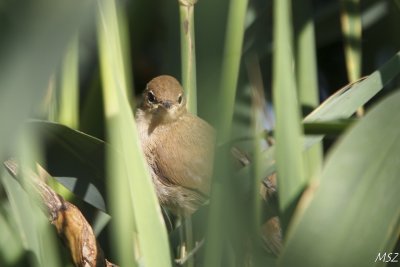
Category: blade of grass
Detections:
[
  {"x1": 272, "y1": 0, "x2": 306, "y2": 224},
  {"x1": 2, "y1": 174, "x2": 60, "y2": 267},
  {"x1": 238, "y1": 50, "x2": 400, "y2": 188},
  {"x1": 250, "y1": 88, "x2": 267, "y2": 265},
  {"x1": 0, "y1": 203, "x2": 24, "y2": 265},
  {"x1": 280, "y1": 90, "x2": 400, "y2": 267},
  {"x1": 303, "y1": 119, "x2": 356, "y2": 135},
  {"x1": 340, "y1": 0, "x2": 363, "y2": 116},
  {"x1": 42, "y1": 77, "x2": 58, "y2": 122},
  {"x1": 59, "y1": 36, "x2": 79, "y2": 129},
  {"x1": 293, "y1": 0, "x2": 323, "y2": 180},
  {"x1": 0, "y1": 0, "x2": 95, "y2": 165},
  {"x1": 97, "y1": 0, "x2": 172, "y2": 266},
  {"x1": 97, "y1": 1, "x2": 137, "y2": 265},
  {"x1": 55, "y1": 37, "x2": 81, "y2": 201},
  {"x1": 116, "y1": 2, "x2": 134, "y2": 102},
  {"x1": 246, "y1": 54, "x2": 269, "y2": 235},
  {"x1": 179, "y1": 0, "x2": 198, "y2": 114},
  {"x1": 2, "y1": 133, "x2": 61, "y2": 267},
  {"x1": 204, "y1": 0, "x2": 248, "y2": 266},
  {"x1": 216, "y1": 0, "x2": 249, "y2": 142},
  {"x1": 293, "y1": 0, "x2": 319, "y2": 110},
  {"x1": 340, "y1": 0, "x2": 362, "y2": 83}
]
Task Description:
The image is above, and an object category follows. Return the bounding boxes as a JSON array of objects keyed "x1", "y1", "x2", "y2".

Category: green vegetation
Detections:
[{"x1": 0, "y1": 0, "x2": 399, "y2": 266}]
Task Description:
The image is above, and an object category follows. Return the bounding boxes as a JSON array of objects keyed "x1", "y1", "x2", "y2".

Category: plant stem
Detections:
[{"x1": 179, "y1": 0, "x2": 197, "y2": 114}]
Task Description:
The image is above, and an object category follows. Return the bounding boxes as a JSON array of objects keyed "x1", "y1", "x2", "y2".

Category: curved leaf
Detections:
[
  {"x1": 238, "y1": 50, "x2": 400, "y2": 183},
  {"x1": 27, "y1": 120, "x2": 107, "y2": 212},
  {"x1": 280, "y1": 90, "x2": 400, "y2": 266}
]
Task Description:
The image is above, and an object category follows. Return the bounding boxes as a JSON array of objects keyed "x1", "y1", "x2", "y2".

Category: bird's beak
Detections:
[{"x1": 161, "y1": 101, "x2": 172, "y2": 109}]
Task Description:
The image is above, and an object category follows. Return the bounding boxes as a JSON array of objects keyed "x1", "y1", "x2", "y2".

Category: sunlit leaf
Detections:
[
  {"x1": 98, "y1": 0, "x2": 172, "y2": 265},
  {"x1": 272, "y1": 0, "x2": 305, "y2": 221},
  {"x1": 281, "y1": 90, "x2": 400, "y2": 266},
  {"x1": 239, "y1": 50, "x2": 400, "y2": 184}
]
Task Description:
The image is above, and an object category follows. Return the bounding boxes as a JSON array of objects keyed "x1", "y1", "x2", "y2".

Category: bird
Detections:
[
  {"x1": 135, "y1": 75, "x2": 282, "y2": 255},
  {"x1": 135, "y1": 75, "x2": 215, "y2": 216}
]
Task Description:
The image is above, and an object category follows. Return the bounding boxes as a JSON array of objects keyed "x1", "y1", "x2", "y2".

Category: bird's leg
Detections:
[
  {"x1": 175, "y1": 239, "x2": 205, "y2": 266},
  {"x1": 176, "y1": 212, "x2": 195, "y2": 267}
]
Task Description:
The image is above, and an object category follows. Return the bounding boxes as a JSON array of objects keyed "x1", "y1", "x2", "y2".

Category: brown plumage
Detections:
[
  {"x1": 135, "y1": 75, "x2": 214, "y2": 215},
  {"x1": 135, "y1": 75, "x2": 282, "y2": 255}
]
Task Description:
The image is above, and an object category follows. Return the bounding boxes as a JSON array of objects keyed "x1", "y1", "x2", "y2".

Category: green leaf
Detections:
[
  {"x1": 216, "y1": 0, "x2": 249, "y2": 142},
  {"x1": 280, "y1": 90, "x2": 400, "y2": 266},
  {"x1": 0, "y1": 0, "x2": 95, "y2": 166},
  {"x1": 27, "y1": 120, "x2": 107, "y2": 212},
  {"x1": 204, "y1": 0, "x2": 249, "y2": 265},
  {"x1": 238, "y1": 50, "x2": 400, "y2": 183},
  {"x1": 59, "y1": 37, "x2": 79, "y2": 129},
  {"x1": 0, "y1": 1, "x2": 96, "y2": 264},
  {"x1": 340, "y1": 0, "x2": 362, "y2": 82},
  {"x1": 0, "y1": 200, "x2": 24, "y2": 266},
  {"x1": 303, "y1": 119, "x2": 356, "y2": 136},
  {"x1": 293, "y1": 0, "x2": 323, "y2": 180},
  {"x1": 2, "y1": 171, "x2": 60, "y2": 267},
  {"x1": 272, "y1": 0, "x2": 306, "y2": 218},
  {"x1": 98, "y1": 0, "x2": 172, "y2": 265}
]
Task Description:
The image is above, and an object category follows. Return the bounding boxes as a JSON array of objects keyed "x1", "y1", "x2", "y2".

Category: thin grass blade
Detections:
[
  {"x1": 238, "y1": 50, "x2": 400, "y2": 185},
  {"x1": 272, "y1": 0, "x2": 306, "y2": 222},
  {"x1": 340, "y1": 0, "x2": 362, "y2": 82},
  {"x1": 59, "y1": 37, "x2": 79, "y2": 129},
  {"x1": 293, "y1": 0, "x2": 323, "y2": 180},
  {"x1": 216, "y1": 0, "x2": 249, "y2": 142},
  {"x1": 98, "y1": 0, "x2": 172, "y2": 266},
  {"x1": 204, "y1": 0, "x2": 248, "y2": 266}
]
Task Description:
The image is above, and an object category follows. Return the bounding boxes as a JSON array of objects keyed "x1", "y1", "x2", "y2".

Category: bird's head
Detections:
[{"x1": 141, "y1": 75, "x2": 187, "y2": 122}]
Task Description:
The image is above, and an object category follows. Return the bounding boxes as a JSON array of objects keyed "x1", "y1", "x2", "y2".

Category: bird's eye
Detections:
[
  {"x1": 178, "y1": 95, "x2": 183, "y2": 104},
  {"x1": 147, "y1": 91, "x2": 156, "y2": 103}
]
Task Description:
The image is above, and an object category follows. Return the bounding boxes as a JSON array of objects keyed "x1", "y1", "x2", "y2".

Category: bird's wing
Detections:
[{"x1": 154, "y1": 114, "x2": 215, "y2": 195}]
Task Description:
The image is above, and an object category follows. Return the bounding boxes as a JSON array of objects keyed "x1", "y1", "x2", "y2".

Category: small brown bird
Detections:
[
  {"x1": 135, "y1": 75, "x2": 215, "y2": 215},
  {"x1": 136, "y1": 75, "x2": 282, "y2": 255}
]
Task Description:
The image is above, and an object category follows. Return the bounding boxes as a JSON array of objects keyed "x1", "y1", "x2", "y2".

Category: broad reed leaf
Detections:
[
  {"x1": 239, "y1": 50, "x2": 400, "y2": 184},
  {"x1": 27, "y1": 120, "x2": 107, "y2": 211},
  {"x1": 280, "y1": 90, "x2": 400, "y2": 267}
]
